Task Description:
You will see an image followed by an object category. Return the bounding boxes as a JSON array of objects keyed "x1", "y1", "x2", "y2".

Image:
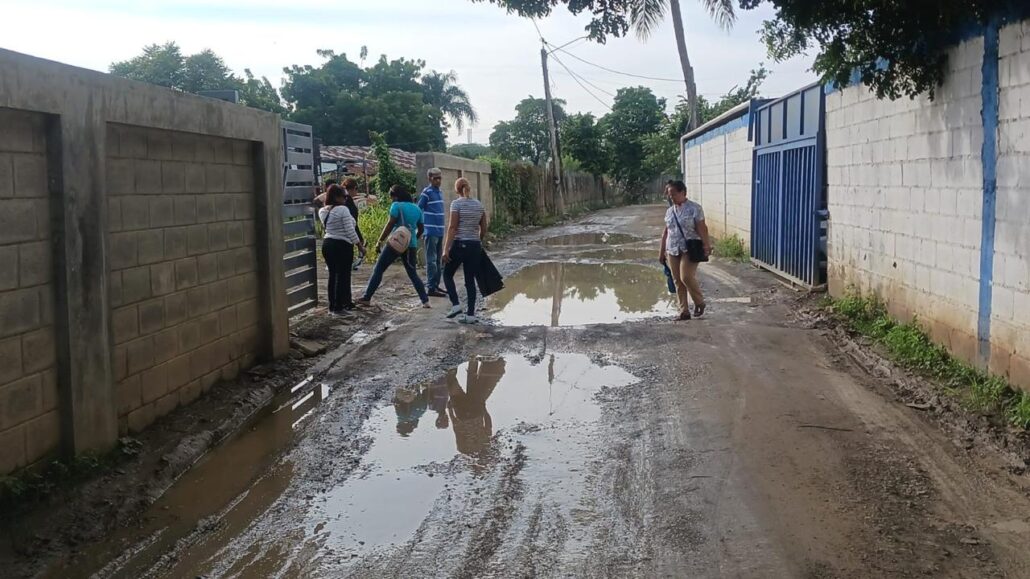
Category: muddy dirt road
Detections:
[{"x1": 42, "y1": 205, "x2": 1030, "y2": 578}]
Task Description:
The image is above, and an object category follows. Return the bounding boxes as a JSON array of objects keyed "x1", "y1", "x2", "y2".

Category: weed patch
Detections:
[
  {"x1": 829, "y1": 291, "x2": 1027, "y2": 429},
  {"x1": 713, "y1": 234, "x2": 749, "y2": 262}
]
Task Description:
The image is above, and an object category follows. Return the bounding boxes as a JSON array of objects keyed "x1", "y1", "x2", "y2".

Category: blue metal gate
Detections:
[{"x1": 751, "y1": 83, "x2": 827, "y2": 287}]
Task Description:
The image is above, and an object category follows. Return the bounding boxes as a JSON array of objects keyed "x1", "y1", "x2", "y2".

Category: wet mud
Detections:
[{"x1": 532, "y1": 232, "x2": 642, "y2": 246}]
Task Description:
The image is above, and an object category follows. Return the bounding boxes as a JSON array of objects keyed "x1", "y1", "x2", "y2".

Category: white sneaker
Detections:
[
  {"x1": 458, "y1": 314, "x2": 479, "y2": 325},
  {"x1": 421, "y1": 301, "x2": 431, "y2": 309},
  {"x1": 446, "y1": 305, "x2": 463, "y2": 319}
]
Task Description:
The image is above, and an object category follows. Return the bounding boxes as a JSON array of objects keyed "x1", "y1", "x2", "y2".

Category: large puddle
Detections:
[
  {"x1": 158, "y1": 353, "x2": 638, "y2": 576},
  {"x1": 534, "y1": 232, "x2": 642, "y2": 246},
  {"x1": 487, "y1": 262, "x2": 677, "y2": 326}
]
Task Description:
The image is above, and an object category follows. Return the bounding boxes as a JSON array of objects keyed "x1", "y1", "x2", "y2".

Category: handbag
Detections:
[
  {"x1": 671, "y1": 206, "x2": 709, "y2": 263},
  {"x1": 387, "y1": 203, "x2": 412, "y2": 254}
]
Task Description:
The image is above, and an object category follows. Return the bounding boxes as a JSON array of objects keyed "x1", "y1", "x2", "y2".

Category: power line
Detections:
[
  {"x1": 548, "y1": 52, "x2": 613, "y2": 111},
  {"x1": 548, "y1": 44, "x2": 685, "y2": 84}
]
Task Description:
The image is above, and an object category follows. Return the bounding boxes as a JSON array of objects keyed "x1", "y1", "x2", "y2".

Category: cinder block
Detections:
[
  {"x1": 197, "y1": 254, "x2": 218, "y2": 285},
  {"x1": 207, "y1": 222, "x2": 228, "y2": 252},
  {"x1": 166, "y1": 354, "x2": 191, "y2": 391},
  {"x1": 208, "y1": 280, "x2": 229, "y2": 311},
  {"x1": 187, "y1": 286, "x2": 210, "y2": 319},
  {"x1": 234, "y1": 248, "x2": 255, "y2": 275},
  {"x1": 171, "y1": 134, "x2": 198, "y2": 163},
  {"x1": 134, "y1": 160, "x2": 163, "y2": 195},
  {"x1": 12, "y1": 154, "x2": 47, "y2": 198},
  {"x1": 0, "y1": 109, "x2": 45, "y2": 153},
  {"x1": 0, "y1": 155, "x2": 14, "y2": 199},
  {"x1": 196, "y1": 195, "x2": 218, "y2": 225},
  {"x1": 0, "y1": 199, "x2": 38, "y2": 244},
  {"x1": 233, "y1": 193, "x2": 255, "y2": 220},
  {"x1": 185, "y1": 163, "x2": 205, "y2": 192},
  {"x1": 201, "y1": 369, "x2": 221, "y2": 393},
  {"x1": 150, "y1": 262, "x2": 175, "y2": 297},
  {"x1": 106, "y1": 159, "x2": 136, "y2": 196},
  {"x1": 199, "y1": 313, "x2": 220, "y2": 345},
  {"x1": 990, "y1": 342, "x2": 1013, "y2": 377},
  {"x1": 138, "y1": 298, "x2": 165, "y2": 336},
  {"x1": 153, "y1": 327, "x2": 178, "y2": 365},
  {"x1": 125, "y1": 336, "x2": 155, "y2": 376},
  {"x1": 140, "y1": 364, "x2": 169, "y2": 404},
  {"x1": 0, "y1": 246, "x2": 18, "y2": 291},
  {"x1": 0, "y1": 373, "x2": 42, "y2": 430},
  {"x1": 24, "y1": 410, "x2": 59, "y2": 462},
  {"x1": 236, "y1": 298, "x2": 260, "y2": 329},
  {"x1": 173, "y1": 196, "x2": 197, "y2": 226},
  {"x1": 187, "y1": 224, "x2": 209, "y2": 256},
  {"x1": 149, "y1": 198, "x2": 175, "y2": 228},
  {"x1": 242, "y1": 221, "x2": 257, "y2": 246},
  {"x1": 111, "y1": 305, "x2": 138, "y2": 345},
  {"x1": 0, "y1": 288, "x2": 40, "y2": 340},
  {"x1": 107, "y1": 198, "x2": 123, "y2": 232},
  {"x1": 179, "y1": 322, "x2": 201, "y2": 353},
  {"x1": 232, "y1": 140, "x2": 252, "y2": 166},
  {"x1": 204, "y1": 165, "x2": 226, "y2": 193},
  {"x1": 121, "y1": 266, "x2": 152, "y2": 304},
  {"x1": 117, "y1": 126, "x2": 148, "y2": 159},
  {"x1": 117, "y1": 374, "x2": 141, "y2": 416},
  {"x1": 189, "y1": 347, "x2": 211, "y2": 380},
  {"x1": 215, "y1": 195, "x2": 235, "y2": 221},
  {"x1": 163, "y1": 226, "x2": 189, "y2": 260},
  {"x1": 213, "y1": 140, "x2": 235, "y2": 165},
  {"x1": 20, "y1": 327, "x2": 54, "y2": 375},
  {"x1": 147, "y1": 131, "x2": 173, "y2": 160},
  {"x1": 137, "y1": 230, "x2": 164, "y2": 265},
  {"x1": 127, "y1": 402, "x2": 157, "y2": 433},
  {"x1": 179, "y1": 379, "x2": 203, "y2": 405},
  {"x1": 0, "y1": 424, "x2": 26, "y2": 473},
  {"x1": 218, "y1": 307, "x2": 238, "y2": 337},
  {"x1": 174, "y1": 258, "x2": 198, "y2": 290},
  {"x1": 226, "y1": 222, "x2": 245, "y2": 248},
  {"x1": 162, "y1": 162, "x2": 186, "y2": 194},
  {"x1": 221, "y1": 360, "x2": 240, "y2": 382},
  {"x1": 108, "y1": 231, "x2": 138, "y2": 270},
  {"x1": 0, "y1": 336, "x2": 22, "y2": 386},
  {"x1": 1011, "y1": 355, "x2": 1030, "y2": 391},
  {"x1": 164, "y1": 292, "x2": 188, "y2": 326}
]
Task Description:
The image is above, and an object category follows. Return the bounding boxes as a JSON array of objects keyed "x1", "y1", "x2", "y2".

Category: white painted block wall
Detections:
[
  {"x1": 993, "y1": 20, "x2": 1030, "y2": 384},
  {"x1": 683, "y1": 124, "x2": 753, "y2": 246},
  {"x1": 826, "y1": 35, "x2": 986, "y2": 365}
]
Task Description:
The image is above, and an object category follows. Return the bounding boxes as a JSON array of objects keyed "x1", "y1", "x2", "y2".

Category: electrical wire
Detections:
[
  {"x1": 549, "y1": 52, "x2": 616, "y2": 101},
  {"x1": 548, "y1": 43, "x2": 686, "y2": 83},
  {"x1": 547, "y1": 52, "x2": 613, "y2": 111}
]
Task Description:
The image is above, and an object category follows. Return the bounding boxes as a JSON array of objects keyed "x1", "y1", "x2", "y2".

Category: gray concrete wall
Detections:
[
  {"x1": 0, "y1": 48, "x2": 289, "y2": 474},
  {"x1": 415, "y1": 153, "x2": 493, "y2": 219}
]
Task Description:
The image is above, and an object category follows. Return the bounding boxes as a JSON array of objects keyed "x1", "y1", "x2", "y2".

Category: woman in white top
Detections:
[
  {"x1": 319, "y1": 184, "x2": 365, "y2": 313},
  {"x1": 442, "y1": 177, "x2": 488, "y2": 324},
  {"x1": 659, "y1": 180, "x2": 711, "y2": 320}
]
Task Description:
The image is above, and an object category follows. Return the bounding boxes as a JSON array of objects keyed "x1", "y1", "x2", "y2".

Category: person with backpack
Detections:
[
  {"x1": 659, "y1": 180, "x2": 711, "y2": 320},
  {"x1": 356, "y1": 185, "x2": 431, "y2": 309},
  {"x1": 319, "y1": 184, "x2": 365, "y2": 314}
]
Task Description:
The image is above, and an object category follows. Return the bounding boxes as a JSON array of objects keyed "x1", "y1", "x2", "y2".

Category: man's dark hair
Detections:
[
  {"x1": 389, "y1": 184, "x2": 413, "y2": 203},
  {"x1": 668, "y1": 180, "x2": 687, "y2": 194}
]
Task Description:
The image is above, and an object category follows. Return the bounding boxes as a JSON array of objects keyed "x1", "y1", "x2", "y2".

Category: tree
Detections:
[
  {"x1": 110, "y1": 42, "x2": 286, "y2": 114},
  {"x1": 743, "y1": 0, "x2": 1008, "y2": 100},
  {"x1": 489, "y1": 97, "x2": 566, "y2": 165},
  {"x1": 561, "y1": 113, "x2": 608, "y2": 177},
  {"x1": 470, "y1": 0, "x2": 735, "y2": 130},
  {"x1": 422, "y1": 71, "x2": 479, "y2": 132},
  {"x1": 599, "y1": 87, "x2": 666, "y2": 188},
  {"x1": 448, "y1": 143, "x2": 493, "y2": 159}
]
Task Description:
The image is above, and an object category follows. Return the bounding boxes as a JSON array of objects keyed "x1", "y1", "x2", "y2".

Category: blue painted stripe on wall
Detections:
[
  {"x1": 977, "y1": 16, "x2": 1001, "y2": 366},
  {"x1": 683, "y1": 113, "x2": 750, "y2": 149}
]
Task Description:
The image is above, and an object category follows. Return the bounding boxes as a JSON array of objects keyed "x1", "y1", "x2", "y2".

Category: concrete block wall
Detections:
[
  {"x1": 992, "y1": 20, "x2": 1030, "y2": 384},
  {"x1": 826, "y1": 35, "x2": 986, "y2": 366},
  {"x1": 0, "y1": 109, "x2": 59, "y2": 473},
  {"x1": 414, "y1": 153, "x2": 493, "y2": 220},
  {"x1": 683, "y1": 124, "x2": 754, "y2": 246},
  {"x1": 0, "y1": 48, "x2": 290, "y2": 475},
  {"x1": 106, "y1": 124, "x2": 262, "y2": 434}
]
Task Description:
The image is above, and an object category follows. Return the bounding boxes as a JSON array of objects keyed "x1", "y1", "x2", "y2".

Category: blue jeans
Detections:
[
  {"x1": 362, "y1": 245, "x2": 428, "y2": 303},
  {"x1": 425, "y1": 235, "x2": 443, "y2": 290},
  {"x1": 444, "y1": 240, "x2": 482, "y2": 316}
]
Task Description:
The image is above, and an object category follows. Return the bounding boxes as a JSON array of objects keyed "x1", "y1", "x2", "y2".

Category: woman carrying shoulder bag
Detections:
[
  {"x1": 356, "y1": 185, "x2": 430, "y2": 308},
  {"x1": 319, "y1": 185, "x2": 365, "y2": 315},
  {"x1": 659, "y1": 180, "x2": 711, "y2": 321}
]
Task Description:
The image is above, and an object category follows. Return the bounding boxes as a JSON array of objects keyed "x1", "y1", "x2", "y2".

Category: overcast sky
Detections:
[{"x1": 1, "y1": 0, "x2": 816, "y2": 145}]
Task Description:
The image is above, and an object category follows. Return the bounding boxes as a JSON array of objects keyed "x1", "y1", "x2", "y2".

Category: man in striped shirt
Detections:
[{"x1": 419, "y1": 167, "x2": 447, "y2": 297}]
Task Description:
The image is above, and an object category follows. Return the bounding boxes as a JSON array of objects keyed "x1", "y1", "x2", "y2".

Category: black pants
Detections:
[
  {"x1": 444, "y1": 240, "x2": 482, "y2": 315},
  {"x1": 323, "y1": 238, "x2": 354, "y2": 311}
]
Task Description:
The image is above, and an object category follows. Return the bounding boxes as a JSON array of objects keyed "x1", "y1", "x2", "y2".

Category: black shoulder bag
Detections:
[{"x1": 672, "y1": 206, "x2": 709, "y2": 263}]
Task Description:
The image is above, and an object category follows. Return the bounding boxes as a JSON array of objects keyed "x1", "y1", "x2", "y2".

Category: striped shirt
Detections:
[
  {"x1": 418, "y1": 186, "x2": 446, "y2": 238},
  {"x1": 319, "y1": 205, "x2": 361, "y2": 244},
  {"x1": 451, "y1": 197, "x2": 485, "y2": 241}
]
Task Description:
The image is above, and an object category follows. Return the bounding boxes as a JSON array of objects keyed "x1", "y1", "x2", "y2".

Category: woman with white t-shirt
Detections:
[
  {"x1": 659, "y1": 180, "x2": 711, "y2": 320},
  {"x1": 319, "y1": 184, "x2": 365, "y2": 314}
]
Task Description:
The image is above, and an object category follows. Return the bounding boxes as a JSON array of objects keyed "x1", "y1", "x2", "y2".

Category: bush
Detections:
[
  {"x1": 358, "y1": 202, "x2": 390, "y2": 262},
  {"x1": 713, "y1": 235, "x2": 749, "y2": 262}
]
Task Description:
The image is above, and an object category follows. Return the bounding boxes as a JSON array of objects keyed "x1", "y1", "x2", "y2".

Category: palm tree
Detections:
[
  {"x1": 631, "y1": 0, "x2": 735, "y2": 131},
  {"x1": 421, "y1": 70, "x2": 479, "y2": 133}
]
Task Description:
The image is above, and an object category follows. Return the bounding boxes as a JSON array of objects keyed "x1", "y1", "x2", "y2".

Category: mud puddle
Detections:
[
  {"x1": 160, "y1": 353, "x2": 638, "y2": 577},
  {"x1": 487, "y1": 262, "x2": 677, "y2": 326},
  {"x1": 575, "y1": 247, "x2": 660, "y2": 262},
  {"x1": 44, "y1": 377, "x2": 333, "y2": 579},
  {"x1": 534, "y1": 232, "x2": 641, "y2": 246}
]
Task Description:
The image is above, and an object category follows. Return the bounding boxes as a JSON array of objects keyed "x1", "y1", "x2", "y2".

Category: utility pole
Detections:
[{"x1": 540, "y1": 46, "x2": 567, "y2": 215}]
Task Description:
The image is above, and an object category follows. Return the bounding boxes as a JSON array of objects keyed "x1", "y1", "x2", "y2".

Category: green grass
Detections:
[
  {"x1": 713, "y1": 234, "x2": 749, "y2": 262},
  {"x1": 357, "y1": 203, "x2": 390, "y2": 261},
  {"x1": 829, "y1": 291, "x2": 1027, "y2": 428}
]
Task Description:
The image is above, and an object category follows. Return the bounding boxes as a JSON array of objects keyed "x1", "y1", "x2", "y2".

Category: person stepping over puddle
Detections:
[
  {"x1": 355, "y1": 185, "x2": 431, "y2": 310},
  {"x1": 442, "y1": 177, "x2": 487, "y2": 324},
  {"x1": 659, "y1": 180, "x2": 711, "y2": 321}
]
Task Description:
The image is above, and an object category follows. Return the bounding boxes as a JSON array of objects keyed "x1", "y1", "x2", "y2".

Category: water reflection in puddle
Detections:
[
  {"x1": 200, "y1": 353, "x2": 637, "y2": 575},
  {"x1": 534, "y1": 232, "x2": 641, "y2": 246},
  {"x1": 488, "y1": 262, "x2": 677, "y2": 326}
]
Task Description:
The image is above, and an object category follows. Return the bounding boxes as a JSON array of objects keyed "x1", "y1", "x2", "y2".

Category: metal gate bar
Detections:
[{"x1": 281, "y1": 121, "x2": 318, "y2": 316}]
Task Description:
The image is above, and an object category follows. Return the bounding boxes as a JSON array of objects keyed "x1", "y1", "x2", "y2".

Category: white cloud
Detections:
[{"x1": 0, "y1": 0, "x2": 816, "y2": 145}]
